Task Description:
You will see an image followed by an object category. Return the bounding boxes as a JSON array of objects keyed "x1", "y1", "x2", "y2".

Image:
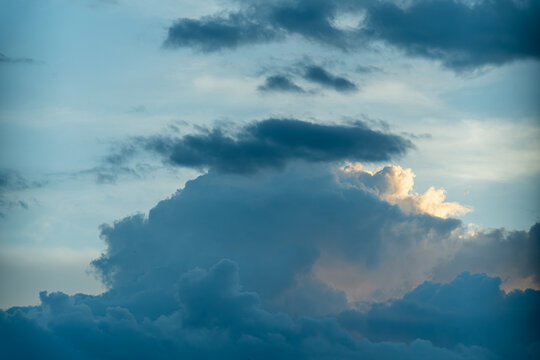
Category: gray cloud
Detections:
[
  {"x1": 339, "y1": 271, "x2": 540, "y2": 359},
  {"x1": 0, "y1": 170, "x2": 43, "y2": 217},
  {"x1": 164, "y1": 13, "x2": 280, "y2": 52},
  {"x1": 139, "y1": 118, "x2": 412, "y2": 173},
  {"x1": 0, "y1": 53, "x2": 40, "y2": 65},
  {"x1": 164, "y1": 0, "x2": 540, "y2": 70},
  {"x1": 259, "y1": 63, "x2": 358, "y2": 94},
  {"x1": 1, "y1": 260, "x2": 534, "y2": 359},
  {"x1": 433, "y1": 223, "x2": 540, "y2": 288},
  {"x1": 1, "y1": 161, "x2": 538, "y2": 358},
  {"x1": 258, "y1": 75, "x2": 305, "y2": 93},
  {"x1": 302, "y1": 65, "x2": 357, "y2": 92}
]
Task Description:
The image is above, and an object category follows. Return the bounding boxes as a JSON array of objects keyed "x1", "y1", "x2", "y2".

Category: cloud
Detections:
[
  {"x1": 343, "y1": 163, "x2": 472, "y2": 218},
  {"x1": 363, "y1": 0, "x2": 540, "y2": 70},
  {"x1": 339, "y1": 272, "x2": 540, "y2": 359},
  {"x1": 259, "y1": 63, "x2": 358, "y2": 94},
  {"x1": 433, "y1": 223, "x2": 540, "y2": 290},
  {"x1": 302, "y1": 65, "x2": 357, "y2": 92},
  {"x1": 164, "y1": 0, "x2": 540, "y2": 70},
  {"x1": 355, "y1": 64, "x2": 382, "y2": 74},
  {"x1": 140, "y1": 118, "x2": 413, "y2": 173},
  {"x1": 1, "y1": 160, "x2": 538, "y2": 358},
  {"x1": 0, "y1": 53, "x2": 39, "y2": 65},
  {"x1": 258, "y1": 75, "x2": 305, "y2": 93},
  {"x1": 164, "y1": 13, "x2": 280, "y2": 52},
  {"x1": 72, "y1": 144, "x2": 160, "y2": 184},
  {"x1": 0, "y1": 170, "x2": 30, "y2": 191},
  {"x1": 0, "y1": 170, "x2": 43, "y2": 217},
  {"x1": 87, "y1": 163, "x2": 464, "y2": 317},
  {"x1": 84, "y1": 159, "x2": 531, "y2": 310},
  {"x1": 1, "y1": 260, "x2": 534, "y2": 359}
]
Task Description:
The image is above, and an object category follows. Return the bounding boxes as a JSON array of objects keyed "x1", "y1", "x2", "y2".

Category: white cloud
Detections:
[{"x1": 342, "y1": 163, "x2": 472, "y2": 218}]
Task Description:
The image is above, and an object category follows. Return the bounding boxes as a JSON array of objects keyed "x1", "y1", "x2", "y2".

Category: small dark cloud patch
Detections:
[
  {"x1": 355, "y1": 64, "x2": 381, "y2": 74},
  {"x1": 0, "y1": 170, "x2": 43, "y2": 217},
  {"x1": 303, "y1": 65, "x2": 357, "y2": 92},
  {"x1": 401, "y1": 131, "x2": 432, "y2": 140},
  {"x1": 164, "y1": 0, "x2": 540, "y2": 70},
  {"x1": 258, "y1": 75, "x2": 305, "y2": 93},
  {"x1": 0, "y1": 53, "x2": 40, "y2": 65},
  {"x1": 259, "y1": 62, "x2": 358, "y2": 94},
  {"x1": 140, "y1": 118, "x2": 413, "y2": 173},
  {"x1": 79, "y1": 144, "x2": 149, "y2": 184},
  {"x1": 127, "y1": 105, "x2": 146, "y2": 114},
  {"x1": 164, "y1": 13, "x2": 280, "y2": 52},
  {"x1": 79, "y1": 165, "x2": 139, "y2": 185},
  {"x1": 0, "y1": 170, "x2": 30, "y2": 191}
]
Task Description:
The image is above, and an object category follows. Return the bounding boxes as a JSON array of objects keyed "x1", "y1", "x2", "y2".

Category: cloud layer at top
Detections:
[
  {"x1": 165, "y1": 0, "x2": 540, "y2": 70},
  {"x1": 139, "y1": 118, "x2": 412, "y2": 173}
]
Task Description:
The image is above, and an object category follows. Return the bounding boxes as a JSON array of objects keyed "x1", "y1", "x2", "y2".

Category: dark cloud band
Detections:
[
  {"x1": 141, "y1": 118, "x2": 413, "y2": 173},
  {"x1": 165, "y1": 0, "x2": 540, "y2": 70}
]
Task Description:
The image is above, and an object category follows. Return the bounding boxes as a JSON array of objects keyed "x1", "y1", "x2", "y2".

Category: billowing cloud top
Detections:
[
  {"x1": 1, "y1": 161, "x2": 539, "y2": 359},
  {"x1": 140, "y1": 119, "x2": 413, "y2": 173},
  {"x1": 344, "y1": 163, "x2": 472, "y2": 218},
  {"x1": 165, "y1": 0, "x2": 540, "y2": 70}
]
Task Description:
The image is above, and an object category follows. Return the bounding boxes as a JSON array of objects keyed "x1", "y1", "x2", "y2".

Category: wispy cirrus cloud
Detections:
[{"x1": 0, "y1": 53, "x2": 40, "y2": 65}]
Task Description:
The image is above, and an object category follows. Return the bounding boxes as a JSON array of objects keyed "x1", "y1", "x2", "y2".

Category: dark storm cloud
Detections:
[
  {"x1": 268, "y1": 0, "x2": 346, "y2": 48},
  {"x1": 1, "y1": 263, "x2": 532, "y2": 359},
  {"x1": 363, "y1": 0, "x2": 540, "y2": 69},
  {"x1": 1, "y1": 163, "x2": 538, "y2": 358},
  {"x1": 141, "y1": 118, "x2": 412, "y2": 173},
  {"x1": 88, "y1": 165, "x2": 459, "y2": 319},
  {"x1": 339, "y1": 272, "x2": 540, "y2": 359},
  {"x1": 164, "y1": 0, "x2": 540, "y2": 70},
  {"x1": 302, "y1": 65, "x2": 357, "y2": 92},
  {"x1": 258, "y1": 75, "x2": 305, "y2": 93}
]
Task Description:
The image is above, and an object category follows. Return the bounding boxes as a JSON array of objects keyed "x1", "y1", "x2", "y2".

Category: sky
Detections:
[{"x1": 0, "y1": 0, "x2": 539, "y2": 359}]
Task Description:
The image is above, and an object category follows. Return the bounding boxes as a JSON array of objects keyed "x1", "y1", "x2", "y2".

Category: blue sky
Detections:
[{"x1": 1, "y1": 0, "x2": 539, "y2": 359}]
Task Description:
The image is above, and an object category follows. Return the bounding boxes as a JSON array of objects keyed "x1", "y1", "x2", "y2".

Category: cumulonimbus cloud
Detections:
[{"x1": 1, "y1": 161, "x2": 539, "y2": 358}]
